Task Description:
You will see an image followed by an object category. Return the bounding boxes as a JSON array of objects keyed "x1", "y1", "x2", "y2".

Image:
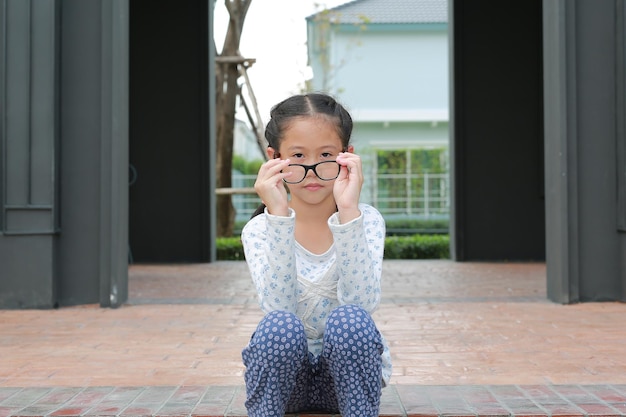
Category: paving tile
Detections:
[
  {"x1": 574, "y1": 403, "x2": 623, "y2": 417},
  {"x1": 456, "y1": 386, "x2": 509, "y2": 417},
  {"x1": 190, "y1": 385, "x2": 238, "y2": 416},
  {"x1": 379, "y1": 386, "x2": 405, "y2": 417},
  {"x1": 82, "y1": 386, "x2": 145, "y2": 416},
  {"x1": 1, "y1": 387, "x2": 53, "y2": 407},
  {"x1": 583, "y1": 385, "x2": 626, "y2": 405},
  {"x1": 394, "y1": 385, "x2": 439, "y2": 415},
  {"x1": 515, "y1": 385, "x2": 583, "y2": 416},
  {"x1": 0, "y1": 407, "x2": 22, "y2": 417},
  {"x1": 0, "y1": 388, "x2": 22, "y2": 402}
]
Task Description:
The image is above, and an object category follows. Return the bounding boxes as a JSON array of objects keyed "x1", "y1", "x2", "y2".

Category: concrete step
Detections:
[{"x1": 1, "y1": 384, "x2": 626, "y2": 417}]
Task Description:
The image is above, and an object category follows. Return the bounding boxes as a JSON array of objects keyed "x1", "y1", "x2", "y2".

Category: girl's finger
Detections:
[
  {"x1": 258, "y1": 158, "x2": 290, "y2": 178},
  {"x1": 337, "y1": 154, "x2": 362, "y2": 176}
]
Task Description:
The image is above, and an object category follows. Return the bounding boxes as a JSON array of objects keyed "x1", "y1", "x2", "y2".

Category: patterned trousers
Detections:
[{"x1": 241, "y1": 304, "x2": 384, "y2": 417}]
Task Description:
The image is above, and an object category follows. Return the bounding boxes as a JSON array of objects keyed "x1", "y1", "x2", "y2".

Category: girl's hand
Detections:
[
  {"x1": 334, "y1": 152, "x2": 363, "y2": 223},
  {"x1": 254, "y1": 158, "x2": 291, "y2": 216}
]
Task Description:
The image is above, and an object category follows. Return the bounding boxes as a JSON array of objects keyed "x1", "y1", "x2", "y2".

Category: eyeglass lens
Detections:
[{"x1": 283, "y1": 161, "x2": 340, "y2": 184}]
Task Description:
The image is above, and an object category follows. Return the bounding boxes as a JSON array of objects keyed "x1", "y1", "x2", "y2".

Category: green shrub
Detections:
[
  {"x1": 216, "y1": 234, "x2": 450, "y2": 260},
  {"x1": 383, "y1": 234, "x2": 450, "y2": 259},
  {"x1": 216, "y1": 237, "x2": 245, "y2": 260},
  {"x1": 384, "y1": 218, "x2": 449, "y2": 235},
  {"x1": 232, "y1": 155, "x2": 264, "y2": 175}
]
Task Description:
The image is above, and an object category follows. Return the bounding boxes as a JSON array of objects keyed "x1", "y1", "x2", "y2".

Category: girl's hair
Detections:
[
  {"x1": 265, "y1": 93, "x2": 353, "y2": 151},
  {"x1": 251, "y1": 93, "x2": 353, "y2": 218}
]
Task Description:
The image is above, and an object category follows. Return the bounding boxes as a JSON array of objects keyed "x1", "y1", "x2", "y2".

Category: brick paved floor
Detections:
[{"x1": 1, "y1": 260, "x2": 625, "y2": 416}]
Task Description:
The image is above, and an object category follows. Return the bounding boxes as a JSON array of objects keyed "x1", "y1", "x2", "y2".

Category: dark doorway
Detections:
[
  {"x1": 129, "y1": 0, "x2": 213, "y2": 263},
  {"x1": 450, "y1": 0, "x2": 546, "y2": 261}
]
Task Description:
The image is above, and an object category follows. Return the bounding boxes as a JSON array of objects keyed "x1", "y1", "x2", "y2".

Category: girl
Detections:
[{"x1": 241, "y1": 93, "x2": 391, "y2": 417}]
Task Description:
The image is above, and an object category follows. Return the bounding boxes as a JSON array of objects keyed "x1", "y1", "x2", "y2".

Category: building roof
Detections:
[{"x1": 308, "y1": 0, "x2": 447, "y2": 25}]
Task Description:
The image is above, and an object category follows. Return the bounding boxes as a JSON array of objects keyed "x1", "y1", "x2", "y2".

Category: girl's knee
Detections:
[
  {"x1": 325, "y1": 305, "x2": 382, "y2": 354},
  {"x1": 248, "y1": 310, "x2": 307, "y2": 359},
  {"x1": 258, "y1": 310, "x2": 305, "y2": 335},
  {"x1": 327, "y1": 304, "x2": 375, "y2": 330}
]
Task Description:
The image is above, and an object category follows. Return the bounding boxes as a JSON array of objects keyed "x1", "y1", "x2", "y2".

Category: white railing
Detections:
[
  {"x1": 373, "y1": 172, "x2": 449, "y2": 218},
  {"x1": 231, "y1": 172, "x2": 450, "y2": 221},
  {"x1": 230, "y1": 174, "x2": 263, "y2": 220}
]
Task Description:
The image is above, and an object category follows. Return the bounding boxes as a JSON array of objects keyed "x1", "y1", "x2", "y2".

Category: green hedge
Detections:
[
  {"x1": 384, "y1": 218, "x2": 449, "y2": 235},
  {"x1": 383, "y1": 234, "x2": 449, "y2": 259},
  {"x1": 216, "y1": 237, "x2": 246, "y2": 261},
  {"x1": 216, "y1": 234, "x2": 450, "y2": 261}
]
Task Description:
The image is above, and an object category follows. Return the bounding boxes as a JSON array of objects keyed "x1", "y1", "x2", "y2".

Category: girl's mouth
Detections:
[{"x1": 304, "y1": 183, "x2": 323, "y2": 191}]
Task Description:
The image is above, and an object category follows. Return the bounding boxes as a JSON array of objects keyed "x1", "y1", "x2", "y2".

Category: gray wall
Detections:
[
  {"x1": 0, "y1": 0, "x2": 129, "y2": 308},
  {"x1": 543, "y1": 0, "x2": 626, "y2": 302}
]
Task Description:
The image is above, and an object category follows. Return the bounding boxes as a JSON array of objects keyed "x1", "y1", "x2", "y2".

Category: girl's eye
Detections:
[
  {"x1": 292, "y1": 153, "x2": 304, "y2": 159},
  {"x1": 321, "y1": 152, "x2": 333, "y2": 158}
]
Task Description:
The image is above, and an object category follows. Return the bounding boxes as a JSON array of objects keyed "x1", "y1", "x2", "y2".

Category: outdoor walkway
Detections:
[{"x1": 1, "y1": 260, "x2": 625, "y2": 416}]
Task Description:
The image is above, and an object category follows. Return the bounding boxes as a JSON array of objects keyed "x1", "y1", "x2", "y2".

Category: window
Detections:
[{"x1": 374, "y1": 148, "x2": 449, "y2": 218}]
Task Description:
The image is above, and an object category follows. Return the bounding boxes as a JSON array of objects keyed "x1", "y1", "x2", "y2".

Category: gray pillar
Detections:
[
  {"x1": 98, "y1": 0, "x2": 129, "y2": 307},
  {"x1": 543, "y1": 0, "x2": 626, "y2": 302},
  {"x1": 616, "y1": 0, "x2": 626, "y2": 300},
  {"x1": 57, "y1": 0, "x2": 128, "y2": 307}
]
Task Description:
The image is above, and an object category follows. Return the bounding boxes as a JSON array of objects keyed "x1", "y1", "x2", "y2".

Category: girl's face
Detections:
[{"x1": 266, "y1": 116, "x2": 350, "y2": 206}]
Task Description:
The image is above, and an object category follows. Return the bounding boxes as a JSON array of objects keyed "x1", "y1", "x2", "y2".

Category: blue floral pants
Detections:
[{"x1": 241, "y1": 305, "x2": 384, "y2": 417}]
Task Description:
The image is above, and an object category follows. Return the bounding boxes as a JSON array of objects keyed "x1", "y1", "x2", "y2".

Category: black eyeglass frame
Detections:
[{"x1": 282, "y1": 160, "x2": 341, "y2": 184}]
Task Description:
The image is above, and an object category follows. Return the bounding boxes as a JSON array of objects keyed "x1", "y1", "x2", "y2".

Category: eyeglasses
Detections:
[{"x1": 282, "y1": 161, "x2": 341, "y2": 184}]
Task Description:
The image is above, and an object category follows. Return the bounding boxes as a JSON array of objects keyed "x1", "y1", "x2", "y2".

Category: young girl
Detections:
[{"x1": 241, "y1": 93, "x2": 391, "y2": 417}]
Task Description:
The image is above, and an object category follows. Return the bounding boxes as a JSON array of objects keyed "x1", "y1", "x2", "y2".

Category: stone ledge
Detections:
[{"x1": 1, "y1": 384, "x2": 625, "y2": 417}]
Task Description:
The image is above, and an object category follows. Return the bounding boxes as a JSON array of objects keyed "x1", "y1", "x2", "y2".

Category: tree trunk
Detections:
[{"x1": 215, "y1": 0, "x2": 251, "y2": 237}]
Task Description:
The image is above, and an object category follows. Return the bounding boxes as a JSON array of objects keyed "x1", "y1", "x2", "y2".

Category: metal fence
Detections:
[
  {"x1": 373, "y1": 172, "x2": 449, "y2": 218},
  {"x1": 231, "y1": 174, "x2": 263, "y2": 221}
]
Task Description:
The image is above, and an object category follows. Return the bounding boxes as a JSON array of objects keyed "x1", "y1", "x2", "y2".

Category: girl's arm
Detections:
[
  {"x1": 241, "y1": 209, "x2": 299, "y2": 314},
  {"x1": 329, "y1": 204, "x2": 385, "y2": 312}
]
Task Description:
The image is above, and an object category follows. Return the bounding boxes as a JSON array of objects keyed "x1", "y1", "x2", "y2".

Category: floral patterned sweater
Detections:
[{"x1": 241, "y1": 203, "x2": 392, "y2": 386}]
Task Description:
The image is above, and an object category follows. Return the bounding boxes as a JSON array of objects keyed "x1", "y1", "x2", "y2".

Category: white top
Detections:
[{"x1": 241, "y1": 203, "x2": 392, "y2": 386}]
